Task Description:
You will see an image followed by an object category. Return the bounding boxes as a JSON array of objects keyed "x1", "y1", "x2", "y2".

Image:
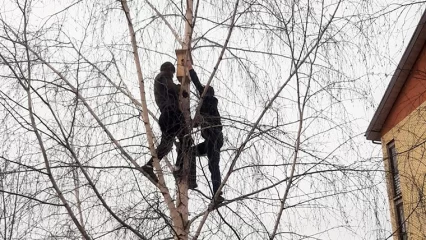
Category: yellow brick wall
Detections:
[{"x1": 381, "y1": 101, "x2": 426, "y2": 240}]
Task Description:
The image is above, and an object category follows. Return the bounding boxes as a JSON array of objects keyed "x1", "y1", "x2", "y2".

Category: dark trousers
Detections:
[
  {"x1": 149, "y1": 108, "x2": 196, "y2": 181},
  {"x1": 194, "y1": 129, "x2": 223, "y2": 194},
  {"x1": 148, "y1": 108, "x2": 192, "y2": 161},
  {"x1": 175, "y1": 143, "x2": 196, "y2": 184}
]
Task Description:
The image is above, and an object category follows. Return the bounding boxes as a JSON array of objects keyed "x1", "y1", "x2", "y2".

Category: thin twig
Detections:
[
  {"x1": 0, "y1": 189, "x2": 64, "y2": 207},
  {"x1": 145, "y1": 0, "x2": 185, "y2": 47}
]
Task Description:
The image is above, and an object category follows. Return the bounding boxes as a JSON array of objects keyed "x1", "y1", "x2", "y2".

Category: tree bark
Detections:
[{"x1": 174, "y1": 0, "x2": 194, "y2": 239}]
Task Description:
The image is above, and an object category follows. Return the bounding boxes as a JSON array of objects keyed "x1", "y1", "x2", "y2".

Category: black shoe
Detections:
[
  {"x1": 142, "y1": 164, "x2": 158, "y2": 183},
  {"x1": 188, "y1": 181, "x2": 198, "y2": 189},
  {"x1": 214, "y1": 193, "x2": 224, "y2": 205}
]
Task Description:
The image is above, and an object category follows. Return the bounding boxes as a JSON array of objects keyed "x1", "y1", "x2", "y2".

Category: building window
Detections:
[
  {"x1": 395, "y1": 201, "x2": 408, "y2": 240},
  {"x1": 388, "y1": 142, "x2": 407, "y2": 239},
  {"x1": 388, "y1": 142, "x2": 401, "y2": 196}
]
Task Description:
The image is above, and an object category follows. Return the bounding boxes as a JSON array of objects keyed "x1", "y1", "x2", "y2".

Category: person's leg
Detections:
[
  {"x1": 158, "y1": 109, "x2": 182, "y2": 160},
  {"x1": 207, "y1": 132, "x2": 223, "y2": 194},
  {"x1": 172, "y1": 111, "x2": 198, "y2": 189},
  {"x1": 178, "y1": 137, "x2": 208, "y2": 186},
  {"x1": 206, "y1": 131, "x2": 224, "y2": 203},
  {"x1": 143, "y1": 109, "x2": 180, "y2": 182},
  {"x1": 176, "y1": 138, "x2": 198, "y2": 189},
  {"x1": 173, "y1": 141, "x2": 201, "y2": 190},
  {"x1": 143, "y1": 134, "x2": 173, "y2": 183},
  {"x1": 207, "y1": 146, "x2": 221, "y2": 194},
  {"x1": 194, "y1": 141, "x2": 207, "y2": 156},
  {"x1": 173, "y1": 107, "x2": 188, "y2": 170}
]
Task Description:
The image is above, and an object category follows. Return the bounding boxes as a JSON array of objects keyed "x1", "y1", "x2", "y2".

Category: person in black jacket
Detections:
[
  {"x1": 186, "y1": 61, "x2": 224, "y2": 203},
  {"x1": 143, "y1": 62, "x2": 196, "y2": 189}
]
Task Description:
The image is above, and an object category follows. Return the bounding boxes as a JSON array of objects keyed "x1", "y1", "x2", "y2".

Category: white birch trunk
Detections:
[{"x1": 175, "y1": 1, "x2": 194, "y2": 239}]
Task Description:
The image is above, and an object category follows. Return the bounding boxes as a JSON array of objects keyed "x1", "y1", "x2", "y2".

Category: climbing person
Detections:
[
  {"x1": 142, "y1": 61, "x2": 196, "y2": 189},
  {"x1": 186, "y1": 61, "x2": 224, "y2": 203}
]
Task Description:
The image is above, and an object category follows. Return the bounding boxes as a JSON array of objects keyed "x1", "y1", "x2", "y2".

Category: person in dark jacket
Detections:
[
  {"x1": 187, "y1": 61, "x2": 224, "y2": 203},
  {"x1": 143, "y1": 62, "x2": 196, "y2": 189}
]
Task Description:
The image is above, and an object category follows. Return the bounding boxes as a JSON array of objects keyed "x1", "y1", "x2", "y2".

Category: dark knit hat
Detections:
[{"x1": 160, "y1": 62, "x2": 175, "y2": 73}]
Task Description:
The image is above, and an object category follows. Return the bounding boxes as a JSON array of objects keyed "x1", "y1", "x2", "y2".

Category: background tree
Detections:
[{"x1": 0, "y1": 0, "x2": 425, "y2": 239}]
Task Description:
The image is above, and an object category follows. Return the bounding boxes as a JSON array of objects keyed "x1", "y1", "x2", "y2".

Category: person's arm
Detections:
[
  {"x1": 189, "y1": 69, "x2": 204, "y2": 94},
  {"x1": 186, "y1": 61, "x2": 204, "y2": 94}
]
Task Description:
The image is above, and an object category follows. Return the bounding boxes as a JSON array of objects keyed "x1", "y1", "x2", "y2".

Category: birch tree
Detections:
[{"x1": 0, "y1": 0, "x2": 424, "y2": 239}]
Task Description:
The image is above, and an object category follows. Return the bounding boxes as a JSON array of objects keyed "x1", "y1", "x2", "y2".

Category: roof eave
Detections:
[{"x1": 365, "y1": 10, "x2": 426, "y2": 141}]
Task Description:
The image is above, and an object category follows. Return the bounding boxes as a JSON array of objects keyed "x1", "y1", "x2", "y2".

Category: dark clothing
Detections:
[
  {"x1": 147, "y1": 106, "x2": 197, "y2": 184},
  {"x1": 200, "y1": 96, "x2": 222, "y2": 133},
  {"x1": 148, "y1": 72, "x2": 193, "y2": 178},
  {"x1": 156, "y1": 107, "x2": 185, "y2": 160},
  {"x1": 189, "y1": 69, "x2": 223, "y2": 195},
  {"x1": 189, "y1": 69, "x2": 204, "y2": 94},
  {"x1": 189, "y1": 69, "x2": 222, "y2": 133},
  {"x1": 144, "y1": 65, "x2": 196, "y2": 185},
  {"x1": 152, "y1": 71, "x2": 183, "y2": 163},
  {"x1": 154, "y1": 71, "x2": 180, "y2": 113},
  {"x1": 175, "y1": 140, "x2": 197, "y2": 185},
  {"x1": 195, "y1": 131, "x2": 223, "y2": 194}
]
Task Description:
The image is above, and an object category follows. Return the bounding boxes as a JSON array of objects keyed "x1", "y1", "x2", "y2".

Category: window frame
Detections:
[
  {"x1": 395, "y1": 200, "x2": 408, "y2": 240},
  {"x1": 387, "y1": 141, "x2": 407, "y2": 240},
  {"x1": 387, "y1": 141, "x2": 401, "y2": 197}
]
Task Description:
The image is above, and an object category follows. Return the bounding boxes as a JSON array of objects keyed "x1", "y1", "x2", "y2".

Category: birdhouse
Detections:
[{"x1": 175, "y1": 49, "x2": 188, "y2": 82}]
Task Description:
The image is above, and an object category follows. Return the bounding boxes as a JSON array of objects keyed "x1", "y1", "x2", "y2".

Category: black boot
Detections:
[
  {"x1": 188, "y1": 179, "x2": 198, "y2": 189},
  {"x1": 213, "y1": 191, "x2": 224, "y2": 205}
]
